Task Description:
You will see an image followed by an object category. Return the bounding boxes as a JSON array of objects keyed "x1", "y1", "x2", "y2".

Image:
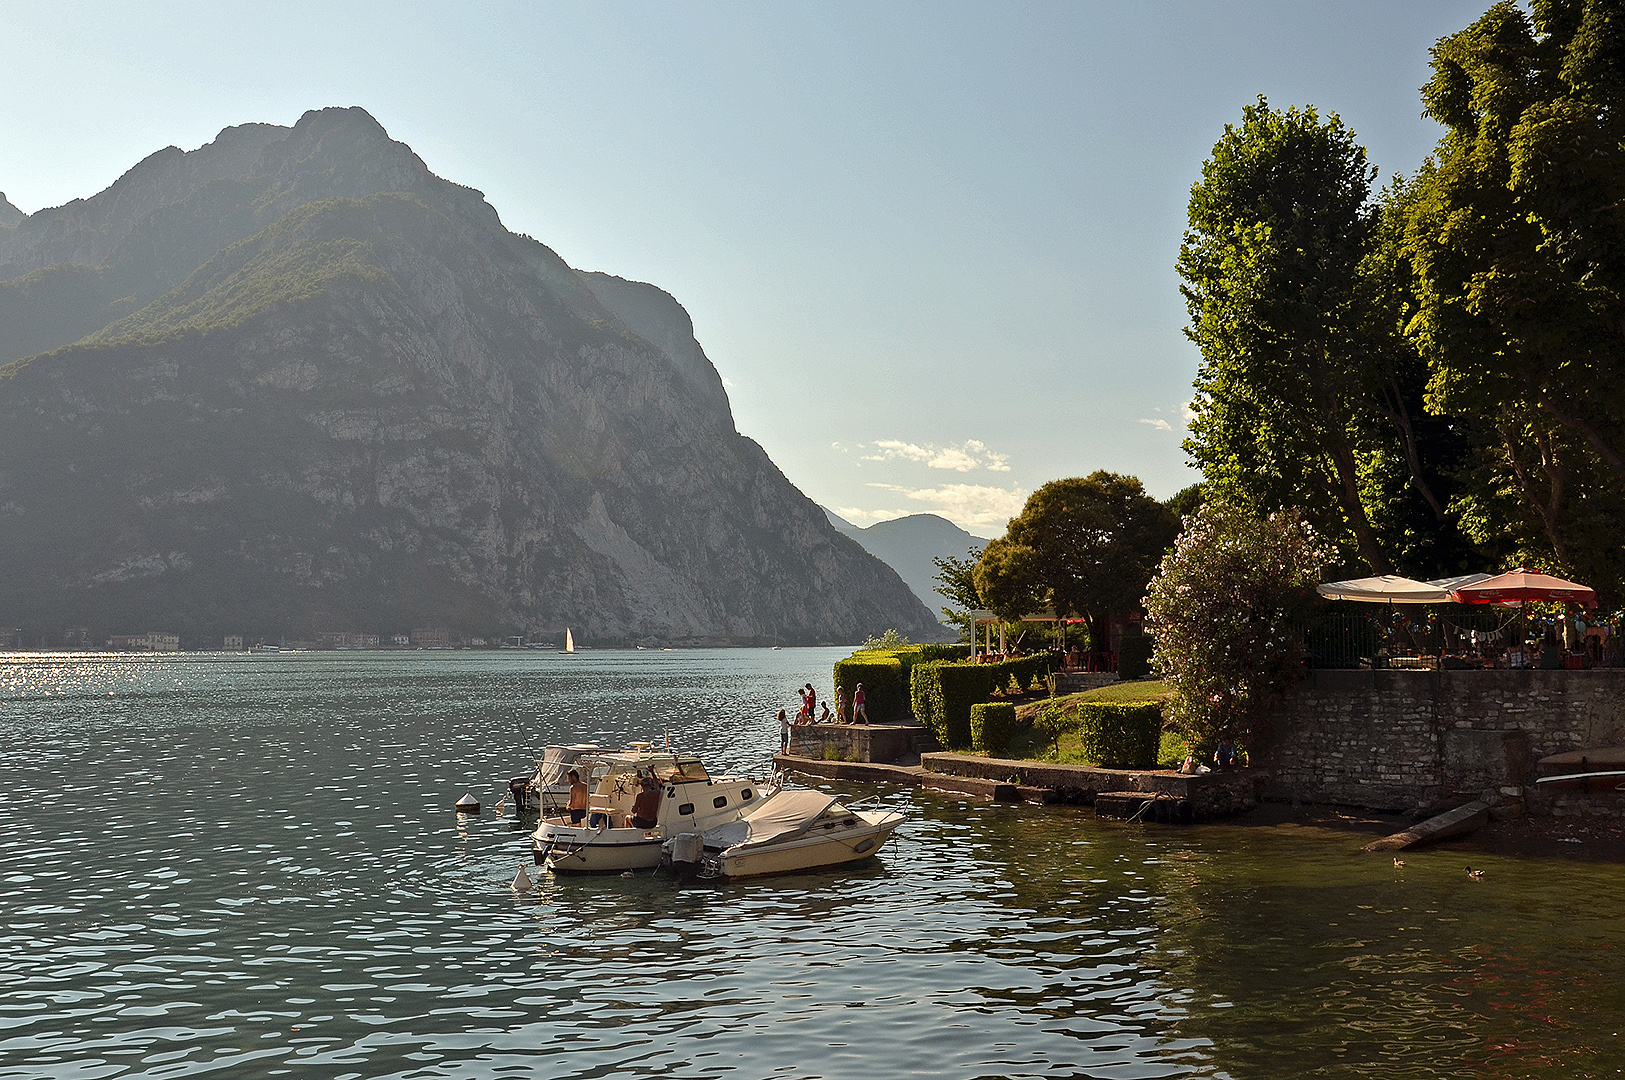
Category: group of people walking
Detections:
[{"x1": 777, "y1": 680, "x2": 868, "y2": 751}]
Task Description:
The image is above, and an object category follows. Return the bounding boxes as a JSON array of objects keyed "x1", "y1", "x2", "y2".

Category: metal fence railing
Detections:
[{"x1": 1304, "y1": 610, "x2": 1625, "y2": 669}]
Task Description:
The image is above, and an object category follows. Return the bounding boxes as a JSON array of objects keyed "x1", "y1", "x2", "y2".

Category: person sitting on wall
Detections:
[
  {"x1": 819, "y1": 701, "x2": 833, "y2": 723},
  {"x1": 625, "y1": 775, "x2": 661, "y2": 830},
  {"x1": 1214, "y1": 738, "x2": 1237, "y2": 769}
]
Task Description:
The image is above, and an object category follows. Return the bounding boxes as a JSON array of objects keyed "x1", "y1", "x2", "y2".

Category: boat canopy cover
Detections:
[
  {"x1": 535, "y1": 744, "x2": 601, "y2": 787},
  {"x1": 1316, "y1": 575, "x2": 1453, "y2": 603},
  {"x1": 702, "y1": 789, "x2": 838, "y2": 852}
]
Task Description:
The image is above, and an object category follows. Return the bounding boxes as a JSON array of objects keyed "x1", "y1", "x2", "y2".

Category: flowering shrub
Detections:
[{"x1": 1142, "y1": 504, "x2": 1332, "y2": 751}]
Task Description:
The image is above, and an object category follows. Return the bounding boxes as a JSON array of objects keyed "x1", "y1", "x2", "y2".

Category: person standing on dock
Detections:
[
  {"x1": 804, "y1": 683, "x2": 817, "y2": 721},
  {"x1": 779, "y1": 708, "x2": 791, "y2": 753},
  {"x1": 853, "y1": 683, "x2": 867, "y2": 724},
  {"x1": 835, "y1": 684, "x2": 848, "y2": 724}
]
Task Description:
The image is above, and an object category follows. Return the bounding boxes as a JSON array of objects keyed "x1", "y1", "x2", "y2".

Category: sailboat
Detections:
[{"x1": 565, "y1": 628, "x2": 575, "y2": 654}]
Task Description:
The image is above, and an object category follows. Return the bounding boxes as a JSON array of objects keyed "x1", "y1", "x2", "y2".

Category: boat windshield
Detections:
[{"x1": 656, "y1": 757, "x2": 709, "y2": 783}]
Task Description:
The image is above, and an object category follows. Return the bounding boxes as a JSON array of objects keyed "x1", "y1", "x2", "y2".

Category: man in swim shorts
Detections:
[
  {"x1": 625, "y1": 775, "x2": 661, "y2": 830},
  {"x1": 566, "y1": 768, "x2": 589, "y2": 824}
]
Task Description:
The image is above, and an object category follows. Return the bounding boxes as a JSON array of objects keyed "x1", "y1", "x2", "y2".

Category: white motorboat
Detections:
[
  {"x1": 683, "y1": 789, "x2": 905, "y2": 880},
  {"x1": 531, "y1": 746, "x2": 773, "y2": 873}
]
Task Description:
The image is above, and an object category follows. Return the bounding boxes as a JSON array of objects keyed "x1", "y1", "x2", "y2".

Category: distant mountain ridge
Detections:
[
  {"x1": 0, "y1": 107, "x2": 939, "y2": 646},
  {"x1": 825, "y1": 510, "x2": 987, "y2": 620}
]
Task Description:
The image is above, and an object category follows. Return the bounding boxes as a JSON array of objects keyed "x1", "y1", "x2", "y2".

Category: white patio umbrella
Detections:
[{"x1": 1315, "y1": 575, "x2": 1453, "y2": 604}]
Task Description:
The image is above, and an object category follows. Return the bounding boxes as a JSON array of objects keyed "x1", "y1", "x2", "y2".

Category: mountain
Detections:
[
  {"x1": 825, "y1": 511, "x2": 987, "y2": 619},
  {"x1": 0, "y1": 107, "x2": 939, "y2": 646}
]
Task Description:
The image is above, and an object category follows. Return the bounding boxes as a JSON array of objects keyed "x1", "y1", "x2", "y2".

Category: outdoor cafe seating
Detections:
[{"x1": 1312, "y1": 569, "x2": 1619, "y2": 670}]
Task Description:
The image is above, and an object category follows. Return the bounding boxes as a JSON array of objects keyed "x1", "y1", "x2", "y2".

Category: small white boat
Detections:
[
  {"x1": 565, "y1": 628, "x2": 575, "y2": 653},
  {"x1": 688, "y1": 789, "x2": 904, "y2": 880},
  {"x1": 532, "y1": 746, "x2": 773, "y2": 873}
]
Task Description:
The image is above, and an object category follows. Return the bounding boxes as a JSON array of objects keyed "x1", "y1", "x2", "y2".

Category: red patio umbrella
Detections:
[{"x1": 1449, "y1": 568, "x2": 1598, "y2": 609}]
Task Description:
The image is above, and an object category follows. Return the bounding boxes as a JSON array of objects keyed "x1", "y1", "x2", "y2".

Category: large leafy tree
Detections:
[
  {"x1": 1143, "y1": 503, "x2": 1333, "y2": 752},
  {"x1": 1180, "y1": 97, "x2": 1394, "y2": 573},
  {"x1": 1405, "y1": 0, "x2": 1625, "y2": 594},
  {"x1": 973, "y1": 472, "x2": 1177, "y2": 648}
]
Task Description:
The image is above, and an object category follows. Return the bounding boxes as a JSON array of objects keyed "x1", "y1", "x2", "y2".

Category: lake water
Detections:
[{"x1": 3, "y1": 649, "x2": 1624, "y2": 1079}]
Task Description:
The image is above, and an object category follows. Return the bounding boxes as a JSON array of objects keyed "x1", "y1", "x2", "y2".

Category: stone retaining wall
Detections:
[
  {"x1": 1261, "y1": 669, "x2": 1625, "y2": 811},
  {"x1": 787, "y1": 723, "x2": 936, "y2": 764},
  {"x1": 920, "y1": 753, "x2": 1265, "y2": 816}
]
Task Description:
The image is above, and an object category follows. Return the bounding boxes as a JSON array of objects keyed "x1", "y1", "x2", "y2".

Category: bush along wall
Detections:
[
  {"x1": 970, "y1": 702, "x2": 1018, "y2": 754},
  {"x1": 832, "y1": 644, "x2": 973, "y2": 723},
  {"x1": 1037, "y1": 700, "x2": 1162, "y2": 768},
  {"x1": 832, "y1": 656, "x2": 906, "y2": 721},
  {"x1": 911, "y1": 655, "x2": 1055, "y2": 750}
]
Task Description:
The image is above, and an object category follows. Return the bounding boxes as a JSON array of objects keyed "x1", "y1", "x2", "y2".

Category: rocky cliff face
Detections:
[{"x1": 0, "y1": 107, "x2": 938, "y2": 645}]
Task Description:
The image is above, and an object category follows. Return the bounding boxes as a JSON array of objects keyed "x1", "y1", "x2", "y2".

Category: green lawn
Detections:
[{"x1": 1004, "y1": 679, "x2": 1188, "y2": 767}]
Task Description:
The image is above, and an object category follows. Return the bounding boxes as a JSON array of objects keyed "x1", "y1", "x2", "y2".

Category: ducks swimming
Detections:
[{"x1": 1466, "y1": 866, "x2": 1486, "y2": 880}]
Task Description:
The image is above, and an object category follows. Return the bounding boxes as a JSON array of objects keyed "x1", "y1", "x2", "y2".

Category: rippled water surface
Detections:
[{"x1": 4, "y1": 650, "x2": 1625, "y2": 1079}]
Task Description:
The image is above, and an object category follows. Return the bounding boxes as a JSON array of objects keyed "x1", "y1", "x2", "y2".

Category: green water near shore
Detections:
[{"x1": 2, "y1": 650, "x2": 1622, "y2": 1078}]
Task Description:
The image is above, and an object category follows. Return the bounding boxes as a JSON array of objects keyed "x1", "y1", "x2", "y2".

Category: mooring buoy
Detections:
[
  {"x1": 512, "y1": 865, "x2": 534, "y2": 892},
  {"x1": 455, "y1": 792, "x2": 481, "y2": 814}
]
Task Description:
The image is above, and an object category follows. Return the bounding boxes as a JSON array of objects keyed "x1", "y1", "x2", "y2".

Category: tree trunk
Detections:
[
  {"x1": 1538, "y1": 395, "x2": 1625, "y2": 480},
  {"x1": 1306, "y1": 348, "x2": 1390, "y2": 574},
  {"x1": 1378, "y1": 376, "x2": 1450, "y2": 521},
  {"x1": 1500, "y1": 426, "x2": 1569, "y2": 563}
]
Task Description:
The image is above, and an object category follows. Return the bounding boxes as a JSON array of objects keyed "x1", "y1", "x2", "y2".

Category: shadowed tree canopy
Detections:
[
  {"x1": 973, "y1": 472, "x2": 1177, "y2": 646},
  {"x1": 1404, "y1": 0, "x2": 1625, "y2": 599}
]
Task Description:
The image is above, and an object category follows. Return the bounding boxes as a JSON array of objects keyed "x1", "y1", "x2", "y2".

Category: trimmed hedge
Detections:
[
  {"x1": 1037, "y1": 700, "x2": 1162, "y2": 768},
  {"x1": 833, "y1": 644, "x2": 974, "y2": 723},
  {"x1": 832, "y1": 657, "x2": 906, "y2": 721},
  {"x1": 911, "y1": 655, "x2": 1055, "y2": 750},
  {"x1": 970, "y1": 702, "x2": 1018, "y2": 753},
  {"x1": 1117, "y1": 635, "x2": 1154, "y2": 680}
]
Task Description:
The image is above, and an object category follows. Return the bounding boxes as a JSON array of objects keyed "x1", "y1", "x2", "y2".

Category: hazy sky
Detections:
[{"x1": 2, "y1": 1, "x2": 1490, "y2": 535}]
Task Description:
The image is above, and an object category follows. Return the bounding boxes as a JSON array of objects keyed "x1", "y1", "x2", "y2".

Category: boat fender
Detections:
[{"x1": 853, "y1": 837, "x2": 876, "y2": 855}]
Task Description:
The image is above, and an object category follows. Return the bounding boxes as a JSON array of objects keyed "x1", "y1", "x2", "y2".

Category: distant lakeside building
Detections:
[
  {"x1": 316, "y1": 631, "x2": 381, "y2": 650},
  {"x1": 106, "y1": 632, "x2": 180, "y2": 652},
  {"x1": 410, "y1": 627, "x2": 451, "y2": 649}
]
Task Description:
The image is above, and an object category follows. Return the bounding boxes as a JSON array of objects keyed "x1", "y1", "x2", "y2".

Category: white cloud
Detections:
[
  {"x1": 1138, "y1": 418, "x2": 1173, "y2": 432},
  {"x1": 836, "y1": 506, "x2": 911, "y2": 525},
  {"x1": 868, "y1": 482, "x2": 1028, "y2": 531},
  {"x1": 861, "y1": 438, "x2": 1011, "y2": 473}
]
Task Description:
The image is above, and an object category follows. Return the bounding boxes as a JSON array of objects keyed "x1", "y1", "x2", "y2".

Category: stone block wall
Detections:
[
  {"x1": 1261, "y1": 669, "x2": 1625, "y2": 810},
  {"x1": 788, "y1": 723, "x2": 924, "y2": 764}
]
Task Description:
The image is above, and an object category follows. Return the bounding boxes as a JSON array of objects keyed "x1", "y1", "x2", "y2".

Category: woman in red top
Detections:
[{"x1": 853, "y1": 683, "x2": 867, "y2": 724}]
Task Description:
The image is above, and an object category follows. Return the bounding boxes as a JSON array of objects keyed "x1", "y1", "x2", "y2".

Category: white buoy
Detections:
[
  {"x1": 512, "y1": 864, "x2": 534, "y2": 892},
  {"x1": 455, "y1": 792, "x2": 481, "y2": 814}
]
